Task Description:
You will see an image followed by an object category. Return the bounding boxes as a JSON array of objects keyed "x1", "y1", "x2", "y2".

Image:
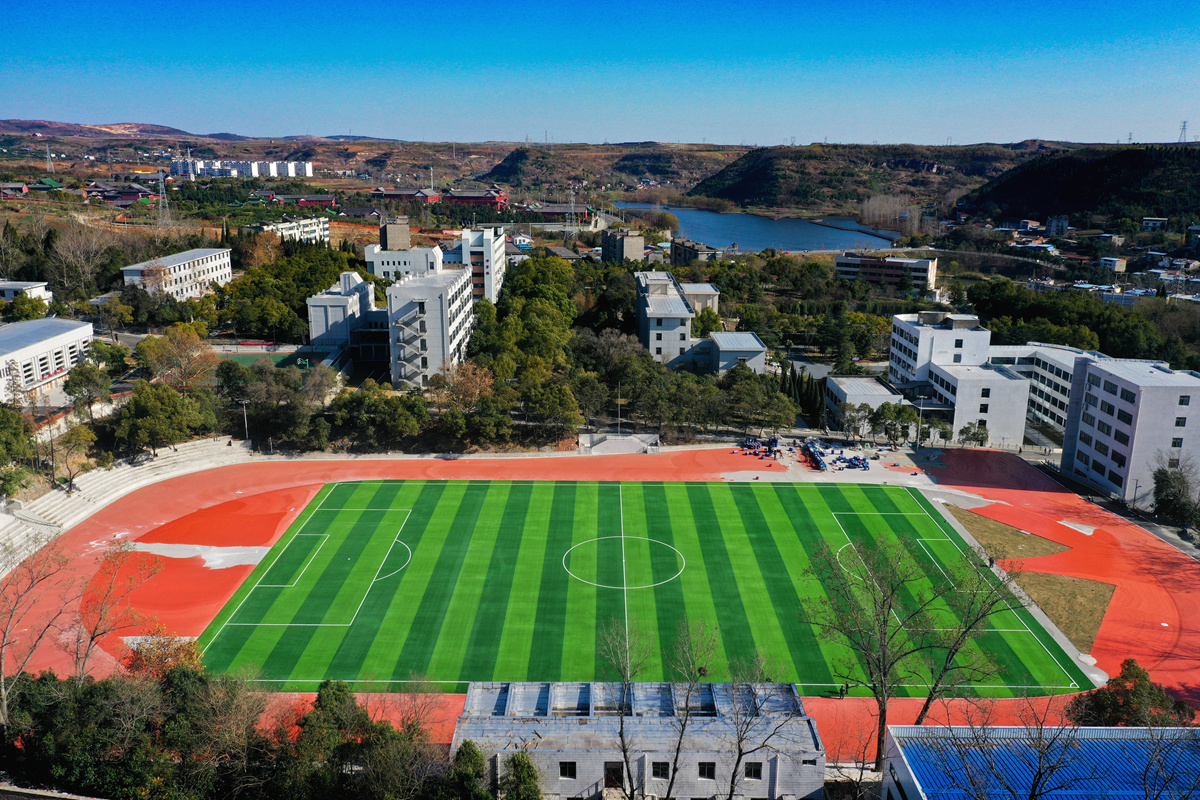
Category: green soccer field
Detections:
[{"x1": 198, "y1": 480, "x2": 1092, "y2": 695}]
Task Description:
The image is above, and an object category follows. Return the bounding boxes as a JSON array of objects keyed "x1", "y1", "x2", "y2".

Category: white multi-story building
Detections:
[
  {"x1": 835, "y1": 255, "x2": 938, "y2": 290},
  {"x1": 364, "y1": 244, "x2": 444, "y2": 281},
  {"x1": 0, "y1": 281, "x2": 52, "y2": 304},
  {"x1": 456, "y1": 227, "x2": 506, "y2": 303},
  {"x1": 926, "y1": 362, "x2": 1030, "y2": 448},
  {"x1": 250, "y1": 217, "x2": 330, "y2": 245},
  {"x1": 0, "y1": 318, "x2": 92, "y2": 402},
  {"x1": 122, "y1": 248, "x2": 232, "y2": 301},
  {"x1": 387, "y1": 266, "x2": 474, "y2": 388},
  {"x1": 169, "y1": 159, "x2": 314, "y2": 179},
  {"x1": 888, "y1": 312, "x2": 992, "y2": 386},
  {"x1": 636, "y1": 272, "x2": 697, "y2": 366},
  {"x1": 307, "y1": 272, "x2": 376, "y2": 349},
  {"x1": 1061, "y1": 360, "x2": 1200, "y2": 507}
]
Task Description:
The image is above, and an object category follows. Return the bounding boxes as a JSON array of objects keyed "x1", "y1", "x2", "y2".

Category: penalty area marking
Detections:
[{"x1": 562, "y1": 536, "x2": 686, "y2": 590}]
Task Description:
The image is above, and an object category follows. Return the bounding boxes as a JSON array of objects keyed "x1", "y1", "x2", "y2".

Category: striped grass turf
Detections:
[{"x1": 198, "y1": 481, "x2": 1093, "y2": 695}]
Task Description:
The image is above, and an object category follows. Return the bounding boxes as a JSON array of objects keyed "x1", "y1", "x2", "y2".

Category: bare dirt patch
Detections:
[
  {"x1": 945, "y1": 505, "x2": 1068, "y2": 559},
  {"x1": 1013, "y1": 572, "x2": 1116, "y2": 654}
]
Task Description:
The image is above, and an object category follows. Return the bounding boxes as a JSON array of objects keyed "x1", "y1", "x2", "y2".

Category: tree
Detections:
[
  {"x1": 1152, "y1": 466, "x2": 1196, "y2": 525},
  {"x1": 99, "y1": 296, "x2": 135, "y2": 340},
  {"x1": 498, "y1": 751, "x2": 541, "y2": 800},
  {"x1": 837, "y1": 402, "x2": 871, "y2": 441},
  {"x1": 720, "y1": 658, "x2": 805, "y2": 800},
  {"x1": 137, "y1": 323, "x2": 220, "y2": 394},
  {"x1": 1065, "y1": 658, "x2": 1195, "y2": 727},
  {"x1": 803, "y1": 539, "x2": 942, "y2": 771},
  {"x1": 913, "y1": 546, "x2": 1023, "y2": 724},
  {"x1": 442, "y1": 740, "x2": 493, "y2": 800},
  {"x1": 115, "y1": 381, "x2": 206, "y2": 455},
  {"x1": 65, "y1": 537, "x2": 163, "y2": 679},
  {"x1": 662, "y1": 619, "x2": 719, "y2": 800},
  {"x1": 0, "y1": 534, "x2": 77, "y2": 727},
  {"x1": 53, "y1": 424, "x2": 96, "y2": 492},
  {"x1": 429, "y1": 362, "x2": 494, "y2": 412},
  {"x1": 869, "y1": 402, "x2": 918, "y2": 447},
  {"x1": 121, "y1": 624, "x2": 205, "y2": 678},
  {"x1": 691, "y1": 307, "x2": 721, "y2": 338},
  {"x1": 597, "y1": 618, "x2": 653, "y2": 800},
  {"x1": 64, "y1": 361, "x2": 112, "y2": 421},
  {"x1": 6, "y1": 294, "x2": 47, "y2": 322},
  {"x1": 958, "y1": 421, "x2": 990, "y2": 448},
  {"x1": 48, "y1": 222, "x2": 112, "y2": 297}
]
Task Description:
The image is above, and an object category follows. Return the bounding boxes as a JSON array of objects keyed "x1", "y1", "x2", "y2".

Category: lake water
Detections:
[{"x1": 614, "y1": 204, "x2": 898, "y2": 253}]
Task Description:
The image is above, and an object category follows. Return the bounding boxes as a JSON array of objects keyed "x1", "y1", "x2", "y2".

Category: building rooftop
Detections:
[
  {"x1": 0, "y1": 281, "x2": 48, "y2": 290},
  {"x1": 710, "y1": 331, "x2": 766, "y2": 351},
  {"x1": 892, "y1": 725, "x2": 1200, "y2": 800},
  {"x1": 0, "y1": 318, "x2": 90, "y2": 357},
  {"x1": 123, "y1": 248, "x2": 230, "y2": 273},
  {"x1": 545, "y1": 245, "x2": 582, "y2": 261},
  {"x1": 645, "y1": 295, "x2": 692, "y2": 316},
  {"x1": 1092, "y1": 360, "x2": 1200, "y2": 387},
  {"x1": 827, "y1": 375, "x2": 902, "y2": 397},
  {"x1": 389, "y1": 266, "x2": 470, "y2": 296},
  {"x1": 935, "y1": 363, "x2": 1028, "y2": 382},
  {"x1": 679, "y1": 282, "x2": 720, "y2": 294},
  {"x1": 455, "y1": 682, "x2": 820, "y2": 754}
]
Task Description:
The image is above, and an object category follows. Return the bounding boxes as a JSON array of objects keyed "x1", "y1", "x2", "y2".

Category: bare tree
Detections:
[
  {"x1": 195, "y1": 670, "x2": 271, "y2": 799},
  {"x1": 913, "y1": 545, "x2": 1023, "y2": 724},
  {"x1": 662, "y1": 618, "x2": 718, "y2": 800},
  {"x1": 139, "y1": 324, "x2": 220, "y2": 394},
  {"x1": 1137, "y1": 725, "x2": 1200, "y2": 800},
  {"x1": 49, "y1": 222, "x2": 112, "y2": 296},
  {"x1": 0, "y1": 534, "x2": 78, "y2": 727},
  {"x1": 719, "y1": 657, "x2": 804, "y2": 800},
  {"x1": 64, "y1": 537, "x2": 162, "y2": 679},
  {"x1": 597, "y1": 617, "x2": 653, "y2": 800},
  {"x1": 803, "y1": 538, "x2": 942, "y2": 771}
]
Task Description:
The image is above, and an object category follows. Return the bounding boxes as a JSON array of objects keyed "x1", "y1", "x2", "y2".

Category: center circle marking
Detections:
[{"x1": 563, "y1": 536, "x2": 686, "y2": 589}]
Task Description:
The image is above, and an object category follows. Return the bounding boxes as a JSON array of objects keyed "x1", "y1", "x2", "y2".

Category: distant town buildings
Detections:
[
  {"x1": 670, "y1": 237, "x2": 720, "y2": 266},
  {"x1": 0, "y1": 318, "x2": 93, "y2": 403},
  {"x1": 1045, "y1": 214, "x2": 1070, "y2": 237},
  {"x1": 835, "y1": 255, "x2": 938, "y2": 290},
  {"x1": 244, "y1": 217, "x2": 330, "y2": 245},
  {"x1": 0, "y1": 281, "x2": 52, "y2": 304},
  {"x1": 453, "y1": 682, "x2": 825, "y2": 800},
  {"x1": 1099, "y1": 256, "x2": 1127, "y2": 273},
  {"x1": 121, "y1": 248, "x2": 232, "y2": 301},
  {"x1": 1141, "y1": 217, "x2": 1169, "y2": 232},
  {"x1": 169, "y1": 159, "x2": 314, "y2": 178}
]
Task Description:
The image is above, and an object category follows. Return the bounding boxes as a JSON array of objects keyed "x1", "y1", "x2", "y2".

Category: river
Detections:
[{"x1": 614, "y1": 204, "x2": 899, "y2": 253}]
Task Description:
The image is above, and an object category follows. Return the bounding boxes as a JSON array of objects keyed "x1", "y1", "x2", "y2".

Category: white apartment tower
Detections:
[
  {"x1": 387, "y1": 266, "x2": 474, "y2": 388},
  {"x1": 1061, "y1": 360, "x2": 1200, "y2": 507},
  {"x1": 460, "y1": 228, "x2": 506, "y2": 303},
  {"x1": 888, "y1": 312, "x2": 992, "y2": 385}
]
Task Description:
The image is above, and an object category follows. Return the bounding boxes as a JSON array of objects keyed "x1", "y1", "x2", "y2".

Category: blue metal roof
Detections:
[
  {"x1": 0, "y1": 318, "x2": 90, "y2": 357},
  {"x1": 893, "y1": 726, "x2": 1200, "y2": 799}
]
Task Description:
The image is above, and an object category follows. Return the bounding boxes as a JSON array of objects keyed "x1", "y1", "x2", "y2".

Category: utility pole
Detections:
[
  {"x1": 44, "y1": 144, "x2": 54, "y2": 174},
  {"x1": 239, "y1": 399, "x2": 250, "y2": 441}
]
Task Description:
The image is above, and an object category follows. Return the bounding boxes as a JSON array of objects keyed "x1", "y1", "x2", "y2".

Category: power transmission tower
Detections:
[
  {"x1": 158, "y1": 176, "x2": 171, "y2": 228},
  {"x1": 44, "y1": 144, "x2": 54, "y2": 173},
  {"x1": 567, "y1": 188, "x2": 577, "y2": 236},
  {"x1": 1180, "y1": 121, "x2": 1189, "y2": 143}
]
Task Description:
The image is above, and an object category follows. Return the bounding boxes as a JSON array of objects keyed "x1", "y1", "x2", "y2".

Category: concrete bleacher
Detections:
[{"x1": 0, "y1": 436, "x2": 256, "y2": 579}]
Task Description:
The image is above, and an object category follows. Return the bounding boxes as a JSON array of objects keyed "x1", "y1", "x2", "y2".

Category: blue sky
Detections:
[{"x1": 2, "y1": 0, "x2": 1196, "y2": 145}]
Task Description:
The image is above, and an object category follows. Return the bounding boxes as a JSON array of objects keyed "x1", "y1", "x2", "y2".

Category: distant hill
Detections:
[
  {"x1": 483, "y1": 143, "x2": 747, "y2": 188},
  {"x1": 688, "y1": 142, "x2": 1063, "y2": 210},
  {"x1": 964, "y1": 145, "x2": 1200, "y2": 220},
  {"x1": 0, "y1": 119, "x2": 194, "y2": 137}
]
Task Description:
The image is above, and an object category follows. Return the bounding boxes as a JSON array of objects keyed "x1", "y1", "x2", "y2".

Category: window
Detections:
[
  {"x1": 679, "y1": 348, "x2": 685, "y2": 355},
  {"x1": 1082, "y1": 412, "x2": 1096, "y2": 427},
  {"x1": 979, "y1": 404, "x2": 989, "y2": 413},
  {"x1": 655, "y1": 347, "x2": 662, "y2": 355},
  {"x1": 560, "y1": 763, "x2": 577, "y2": 780},
  {"x1": 1109, "y1": 471, "x2": 1124, "y2": 487},
  {"x1": 656, "y1": 318, "x2": 662, "y2": 327},
  {"x1": 1177, "y1": 417, "x2": 1188, "y2": 428},
  {"x1": 1182, "y1": 395, "x2": 1192, "y2": 406},
  {"x1": 954, "y1": 338, "x2": 963, "y2": 348},
  {"x1": 1170, "y1": 458, "x2": 1181, "y2": 469},
  {"x1": 656, "y1": 333, "x2": 662, "y2": 341},
  {"x1": 981, "y1": 388, "x2": 991, "y2": 398},
  {"x1": 1079, "y1": 432, "x2": 1092, "y2": 445},
  {"x1": 1094, "y1": 442, "x2": 1109, "y2": 456},
  {"x1": 1088, "y1": 373, "x2": 1100, "y2": 387},
  {"x1": 680, "y1": 333, "x2": 686, "y2": 341},
  {"x1": 699, "y1": 763, "x2": 716, "y2": 780},
  {"x1": 1076, "y1": 452, "x2": 1090, "y2": 465},
  {"x1": 1084, "y1": 393, "x2": 1098, "y2": 407},
  {"x1": 1121, "y1": 388, "x2": 1136, "y2": 403},
  {"x1": 1112, "y1": 452, "x2": 1127, "y2": 467},
  {"x1": 1097, "y1": 421, "x2": 1112, "y2": 435},
  {"x1": 1115, "y1": 431, "x2": 1129, "y2": 445},
  {"x1": 1173, "y1": 437, "x2": 1184, "y2": 448},
  {"x1": 1103, "y1": 380, "x2": 1118, "y2": 395},
  {"x1": 953, "y1": 354, "x2": 962, "y2": 363},
  {"x1": 652, "y1": 763, "x2": 670, "y2": 780},
  {"x1": 1100, "y1": 401, "x2": 1115, "y2": 416},
  {"x1": 745, "y1": 762, "x2": 762, "y2": 780},
  {"x1": 1117, "y1": 410, "x2": 1133, "y2": 425}
]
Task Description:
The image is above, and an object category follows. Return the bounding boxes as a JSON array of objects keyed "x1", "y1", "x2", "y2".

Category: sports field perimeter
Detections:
[{"x1": 198, "y1": 480, "x2": 1092, "y2": 695}]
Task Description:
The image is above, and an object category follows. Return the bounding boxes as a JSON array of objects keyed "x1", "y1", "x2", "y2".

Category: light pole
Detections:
[{"x1": 239, "y1": 399, "x2": 250, "y2": 442}]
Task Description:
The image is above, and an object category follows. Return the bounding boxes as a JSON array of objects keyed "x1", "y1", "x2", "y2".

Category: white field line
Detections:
[
  {"x1": 830, "y1": 494, "x2": 1079, "y2": 691},
  {"x1": 257, "y1": 534, "x2": 329, "y2": 588},
  {"x1": 620, "y1": 484, "x2": 629, "y2": 654}
]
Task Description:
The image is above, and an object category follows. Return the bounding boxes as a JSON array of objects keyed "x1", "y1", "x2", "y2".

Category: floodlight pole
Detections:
[{"x1": 239, "y1": 399, "x2": 250, "y2": 441}]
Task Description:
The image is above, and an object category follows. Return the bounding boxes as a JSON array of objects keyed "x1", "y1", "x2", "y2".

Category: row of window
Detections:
[
  {"x1": 655, "y1": 332, "x2": 688, "y2": 342},
  {"x1": 1032, "y1": 356, "x2": 1071, "y2": 385},
  {"x1": 559, "y1": 761, "x2": 766, "y2": 781}
]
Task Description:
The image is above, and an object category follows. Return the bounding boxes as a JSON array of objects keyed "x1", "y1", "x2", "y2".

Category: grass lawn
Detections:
[
  {"x1": 215, "y1": 352, "x2": 310, "y2": 369},
  {"x1": 198, "y1": 481, "x2": 1092, "y2": 695}
]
